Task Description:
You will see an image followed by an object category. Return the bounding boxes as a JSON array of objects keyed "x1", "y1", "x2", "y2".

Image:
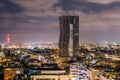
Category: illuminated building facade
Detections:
[
  {"x1": 70, "y1": 63, "x2": 90, "y2": 80},
  {"x1": 59, "y1": 16, "x2": 79, "y2": 57},
  {"x1": 30, "y1": 70, "x2": 69, "y2": 80}
]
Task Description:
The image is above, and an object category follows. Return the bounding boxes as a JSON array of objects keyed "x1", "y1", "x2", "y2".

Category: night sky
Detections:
[{"x1": 0, "y1": 0, "x2": 120, "y2": 44}]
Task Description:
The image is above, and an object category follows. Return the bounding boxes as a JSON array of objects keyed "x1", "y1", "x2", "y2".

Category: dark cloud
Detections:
[
  {"x1": 0, "y1": 0, "x2": 120, "y2": 43},
  {"x1": 54, "y1": 0, "x2": 120, "y2": 13},
  {"x1": 0, "y1": 0, "x2": 24, "y2": 14}
]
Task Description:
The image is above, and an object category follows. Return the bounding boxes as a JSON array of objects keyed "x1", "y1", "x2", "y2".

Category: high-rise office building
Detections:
[{"x1": 59, "y1": 16, "x2": 79, "y2": 57}]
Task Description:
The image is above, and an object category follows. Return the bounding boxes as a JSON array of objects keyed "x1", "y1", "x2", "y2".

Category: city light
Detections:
[{"x1": 0, "y1": 0, "x2": 120, "y2": 80}]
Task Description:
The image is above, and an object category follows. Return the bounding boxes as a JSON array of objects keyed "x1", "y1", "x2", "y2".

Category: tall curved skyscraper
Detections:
[{"x1": 59, "y1": 16, "x2": 79, "y2": 57}]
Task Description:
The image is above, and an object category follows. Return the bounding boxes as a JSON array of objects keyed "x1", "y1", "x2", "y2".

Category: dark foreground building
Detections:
[{"x1": 59, "y1": 16, "x2": 79, "y2": 57}]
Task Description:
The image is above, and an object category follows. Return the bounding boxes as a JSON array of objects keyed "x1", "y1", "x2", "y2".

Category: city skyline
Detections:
[{"x1": 1, "y1": 0, "x2": 120, "y2": 43}]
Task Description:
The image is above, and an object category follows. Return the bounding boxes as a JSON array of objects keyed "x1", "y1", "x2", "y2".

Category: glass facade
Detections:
[
  {"x1": 59, "y1": 16, "x2": 79, "y2": 57},
  {"x1": 68, "y1": 24, "x2": 73, "y2": 56}
]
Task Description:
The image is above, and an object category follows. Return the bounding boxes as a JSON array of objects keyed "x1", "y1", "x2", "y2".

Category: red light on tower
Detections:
[{"x1": 7, "y1": 34, "x2": 10, "y2": 44}]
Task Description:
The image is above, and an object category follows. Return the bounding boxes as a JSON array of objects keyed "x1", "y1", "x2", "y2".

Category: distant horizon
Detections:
[{"x1": 0, "y1": 40, "x2": 119, "y2": 45}]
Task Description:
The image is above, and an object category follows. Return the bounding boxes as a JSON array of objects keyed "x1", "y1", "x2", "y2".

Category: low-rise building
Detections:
[{"x1": 70, "y1": 62, "x2": 90, "y2": 80}]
